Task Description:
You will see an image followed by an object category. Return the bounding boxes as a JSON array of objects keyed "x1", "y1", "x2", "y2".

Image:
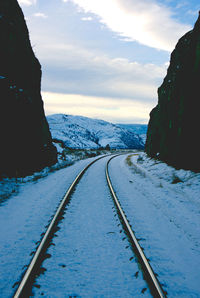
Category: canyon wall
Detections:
[
  {"x1": 145, "y1": 13, "x2": 200, "y2": 171},
  {"x1": 0, "y1": 0, "x2": 57, "y2": 176}
]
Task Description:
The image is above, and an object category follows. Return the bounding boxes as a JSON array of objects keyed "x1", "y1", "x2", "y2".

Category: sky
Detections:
[{"x1": 18, "y1": 0, "x2": 199, "y2": 123}]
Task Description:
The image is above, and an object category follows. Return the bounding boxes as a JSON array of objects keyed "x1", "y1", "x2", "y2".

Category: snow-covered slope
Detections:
[
  {"x1": 117, "y1": 124, "x2": 147, "y2": 144},
  {"x1": 117, "y1": 124, "x2": 147, "y2": 135},
  {"x1": 47, "y1": 114, "x2": 144, "y2": 150}
]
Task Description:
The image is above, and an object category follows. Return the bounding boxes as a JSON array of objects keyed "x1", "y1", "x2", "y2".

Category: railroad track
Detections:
[
  {"x1": 106, "y1": 156, "x2": 165, "y2": 298},
  {"x1": 14, "y1": 154, "x2": 166, "y2": 298}
]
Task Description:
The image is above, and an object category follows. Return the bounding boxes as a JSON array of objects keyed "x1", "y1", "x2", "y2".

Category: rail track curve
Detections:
[{"x1": 14, "y1": 153, "x2": 166, "y2": 298}]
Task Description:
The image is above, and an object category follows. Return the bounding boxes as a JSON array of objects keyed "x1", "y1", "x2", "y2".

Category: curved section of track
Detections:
[
  {"x1": 14, "y1": 153, "x2": 166, "y2": 297},
  {"x1": 14, "y1": 155, "x2": 107, "y2": 298},
  {"x1": 106, "y1": 155, "x2": 166, "y2": 298}
]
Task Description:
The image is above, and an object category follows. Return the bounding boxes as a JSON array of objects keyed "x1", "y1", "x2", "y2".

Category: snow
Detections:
[
  {"x1": 0, "y1": 149, "x2": 111, "y2": 201},
  {"x1": 117, "y1": 124, "x2": 147, "y2": 144},
  {"x1": 0, "y1": 157, "x2": 104, "y2": 297},
  {"x1": 0, "y1": 151, "x2": 200, "y2": 296},
  {"x1": 32, "y1": 156, "x2": 151, "y2": 297},
  {"x1": 53, "y1": 142, "x2": 64, "y2": 154},
  {"x1": 108, "y1": 152, "x2": 200, "y2": 297},
  {"x1": 47, "y1": 114, "x2": 144, "y2": 150}
]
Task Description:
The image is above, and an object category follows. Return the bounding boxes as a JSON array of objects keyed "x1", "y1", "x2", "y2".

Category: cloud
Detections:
[
  {"x1": 18, "y1": 0, "x2": 36, "y2": 6},
  {"x1": 42, "y1": 91, "x2": 151, "y2": 123},
  {"x1": 21, "y1": 0, "x2": 171, "y2": 123},
  {"x1": 81, "y1": 16, "x2": 93, "y2": 21},
  {"x1": 33, "y1": 12, "x2": 48, "y2": 18},
  {"x1": 175, "y1": 1, "x2": 189, "y2": 9},
  {"x1": 187, "y1": 9, "x2": 199, "y2": 16},
  {"x1": 64, "y1": 0, "x2": 191, "y2": 51},
  {"x1": 38, "y1": 41, "x2": 166, "y2": 102}
]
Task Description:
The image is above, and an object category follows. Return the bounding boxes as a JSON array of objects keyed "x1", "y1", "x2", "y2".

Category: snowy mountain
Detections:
[
  {"x1": 117, "y1": 124, "x2": 147, "y2": 135},
  {"x1": 117, "y1": 124, "x2": 147, "y2": 144},
  {"x1": 47, "y1": 114, "x2": 144, "y2": 150}
]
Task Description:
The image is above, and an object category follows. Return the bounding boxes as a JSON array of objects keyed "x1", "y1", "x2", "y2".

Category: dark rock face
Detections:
[
  {"x1": 145, "y1": 13, "x2": 200, "y2": 171},
  {"x1": 0, "y1": 0, "x2": 57, "y2": 176}
]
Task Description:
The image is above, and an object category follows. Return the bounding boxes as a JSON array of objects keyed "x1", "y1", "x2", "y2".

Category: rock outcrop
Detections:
[
  {"x1": 145, "y1": 13, "x2": 200, "y2": 171},
  {"x1": 0, "y1": 0, "x2": 57, "y2": 176}
]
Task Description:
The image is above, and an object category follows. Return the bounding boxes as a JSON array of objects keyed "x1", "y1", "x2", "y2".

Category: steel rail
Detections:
[
  {"x1": 14, "y1": 154, "x2": 108, "y2": 298},
  {"x1": 106, "y1": 155, "x2": 166, "y2": 298}
]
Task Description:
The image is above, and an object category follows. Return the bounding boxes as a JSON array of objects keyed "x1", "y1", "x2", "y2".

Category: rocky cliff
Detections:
[
  {"x1": 0, "y1": 0, "x2": 57, "y2": 176},
  {"x1": 145, "y1": 13, "x2": 200, "y2": 171}
]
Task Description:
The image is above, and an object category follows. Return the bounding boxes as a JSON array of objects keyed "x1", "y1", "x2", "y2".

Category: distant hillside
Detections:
[
  {"x1": 117, "y1": 124, "x2": 147, "y2": 143},
  {"x1": 117, "y1": 124, "x2": 147, "y2": 135},
  {"x1": 47, "y1": 114, "x2": 144, "y2": 150}
]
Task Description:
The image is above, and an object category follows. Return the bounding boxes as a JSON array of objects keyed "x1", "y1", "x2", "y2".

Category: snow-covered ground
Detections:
[
  {"x1": 0, "y1": 156, "x2": 104, "y2": 297},
  {"x1": 109, "y1": 152, "x2": 200, "y2": 297},
  {"x1": 32, "y1": 156, "x2": 151, "y2": 297},
  {"x1": 0, "y1": 148, "x2": 112, "y2": 202},
  {"x1": 0, "y1": 151, "x2": 199, "y2": 297}
]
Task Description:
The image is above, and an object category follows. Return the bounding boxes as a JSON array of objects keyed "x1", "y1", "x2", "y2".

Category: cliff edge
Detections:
[
  {"x1": 0, "y1": 0, "x2": 57, "y2": 176},
  {"x1": 145, "y1": 13, "x2": 200, "y2": 171}
]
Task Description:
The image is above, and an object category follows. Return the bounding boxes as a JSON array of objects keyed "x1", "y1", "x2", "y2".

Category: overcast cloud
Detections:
[
  {"x1": 38, "y1": 40, "x2": 166, "y2": 100},
  {"x1": 18, "y1": 0, "x2": 198, "y2": 123}
]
